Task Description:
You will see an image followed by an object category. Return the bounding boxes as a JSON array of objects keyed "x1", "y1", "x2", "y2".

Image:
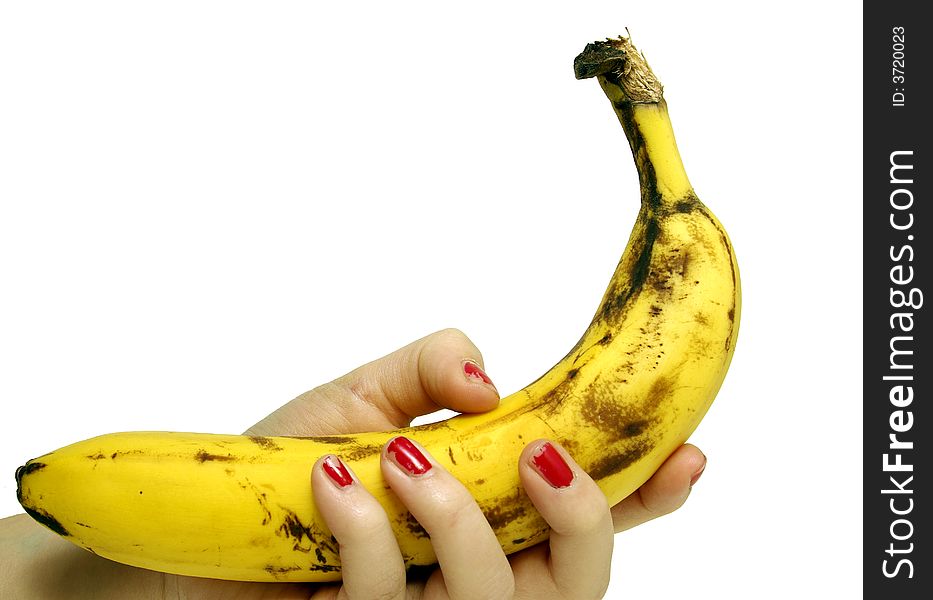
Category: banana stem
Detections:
[{"x1": 575, "y1": 35, "x2": 693, "y2": 205}]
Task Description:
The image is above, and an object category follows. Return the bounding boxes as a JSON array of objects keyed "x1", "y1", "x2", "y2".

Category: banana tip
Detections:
[{"x1": 14, "y1": 461, "x2": 45, "y2": 504}]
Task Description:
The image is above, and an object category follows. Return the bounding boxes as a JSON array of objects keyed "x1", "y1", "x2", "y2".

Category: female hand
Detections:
[
  {"x1": 1, "y1": 329, "x2": 706, "y2": 599},
  {"x1": 310, "y1": 437, "x2": 617, "y2": 599},
  {"x1": 247, "y1": 328, "x2": 706, "y2": 599}
]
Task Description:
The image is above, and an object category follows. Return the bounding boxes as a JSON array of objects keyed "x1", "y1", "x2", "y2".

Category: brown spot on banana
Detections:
[
  {"x1": 480, "y1": 486, "x2": 535, "y2": 533},
  {"x1": 264, "y1": 565, "x2": 304, "y2": 579},
  {"x1": 276, "y1": 506, "x2": 339, "y2": 562},
  {"x1": 345, "y1": 445, "x2": 382, "y2": 462},
  {"x1": 402, "y1": 511, "x2": 429, "y2": 539},
  {"x1": 22, "y1": 506, "x2": 70, "y2": 537},
  {"x1": 644, "y1": 375, "x2": 676, "y2": 412},
  {"x1": 579, "y1": 378, "x2": 665, "y2": 444},
  {"x1": 297, "y1": 435, "x2": 357, "y2": 444},
  {"x1": 586, "y1": 439, "x2": 656, "y2": 480},
  {"x1": 248, "y1": 436, "x2": 283, "y2": 451},
  {"x1": 194, "y1": 449, "x2": 236, "y2": 463},
  {"x1": 244, "y1": 481, "x2": 273, "y2": 526}
]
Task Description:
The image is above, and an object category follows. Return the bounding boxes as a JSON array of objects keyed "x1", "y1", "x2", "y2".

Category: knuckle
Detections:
[
  {"x1": 335, "y1": 504, "x2": 390, "y2": 543},
  {"x1": 435, "y1": 327, "x2": 468, "y2": 342},
  {"x1": 434, "y1": 485, "x2": 480, "y2": 529},
  {"x1": 643, "y1": 486, "x2": 689, "y2": 517},
  {"x1": 430, "y1": 327, "x2": 477, "y2": 354},
  {"x1": 576, "y1": 506, "x2": 611, "y2": 535},
  {"x1": 363, "y1": 579, "x2": 406, "y2": 600},
  {"x1": 553, "y1": 494, "x2": 611, "y2": 535}
]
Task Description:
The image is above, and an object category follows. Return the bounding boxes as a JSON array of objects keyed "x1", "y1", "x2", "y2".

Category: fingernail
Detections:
[
  {"x1": 463, "y1": 360, "x2": 495, "y2": 387},
  {"x1": 322, "y1": 455, "x2": 353, "y2": 488},
  {"x1": 530, "y1": 442, "x2": 574, "y2": 489},
  {"x1": 386, "y1": 436, "x2": 432, "y2": 476},
  {"x1": 689, "y1": 455, "x2": 707, "y2": 487}
]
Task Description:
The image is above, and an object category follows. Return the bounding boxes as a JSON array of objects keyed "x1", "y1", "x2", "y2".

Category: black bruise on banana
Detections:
[
  {"x1": 87, "y1": 449, "x2": 146, "y2": 460},
  {"x1": 23, "y1": 506, "x2": 70, "y2": 537},
  {"x1": 402, "y1": 511, "x2": 429, "y2": 540},
  {"x1": 508, "y1": 525, "x2": 550, "y2": 552},
  {"x1": 297, "y1": 435, "x2": 357, "y2": 444},
  {"x1": 295, "y1": 436, "x2": 382, "y2": 461},
  {"x1": 240, "y1": 479, "x2": 273, "y2": 526},
  {"x1": 483, "y1": 501, "x2": 529, "y2": 533},
  {"x1": 276, "y1": 506, "x2": 339, "y2": 568},
  {"x1": 588, "y1": 440, "x2": 655, "y2": 481},
  {"x1": 194, "y1": 449, "x2": 235, "y2": 463},
  {"x1": 248, "y1": 436, "x2": 282, "y2": 451},
  {"x1": 575, "y1": 376, "x2": 670, "y2": 472},
  {"x1": 481, "y1": 486, "x2": 535, "y2": 533},
  {"x1": 341, "y1": 443, "x2": 382, "y2": 462},
  {"x1": 594, "y1": 211, "x2": 660, "y2": 329},
  {"x1": 264, "y1": 564, "x2": 312, "y2": 580},
  {"x1": 581, "y1": 373, "x2": 672, "y2": 440}
]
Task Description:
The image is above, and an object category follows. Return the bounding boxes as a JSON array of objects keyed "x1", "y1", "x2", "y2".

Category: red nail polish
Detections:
[
  {"x1": 531, "y1": 442, "x2": 574, "y2": 489},
  {"x1": 463, "y1": 360, "x2": 494, "y2": 386},
  {"x1": 322, "y1": 455, "x2": 353, "y2": 488},
  {"x1": 386, "y1": 437, "x2": 432, "y2": 476},
  {"x1": 689, "y1": 458, "x2": 707, "y2": 487}
]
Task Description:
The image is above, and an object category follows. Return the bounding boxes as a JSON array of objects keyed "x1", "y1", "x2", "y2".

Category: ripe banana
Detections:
[{"x1": 15, "y1": 35, "x2": 740, "y2": 583}]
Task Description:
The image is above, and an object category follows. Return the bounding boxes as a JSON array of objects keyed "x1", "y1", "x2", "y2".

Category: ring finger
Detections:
[{"x1": 311, "y1": 454, "x2": 406, "y2": 600}]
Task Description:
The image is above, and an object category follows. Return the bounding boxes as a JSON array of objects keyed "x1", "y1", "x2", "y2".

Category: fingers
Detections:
[
  {"x1": 610, "y1": 443, "x2": 707, "y2": 532},
  {"x1": 314, "y1": 439, "x2": 621, "y2": 600},
  {"x1": 311, "y1": 455, "x2": 406, "y2": 600},
  {"x1": 246, "y1": 328, "x2": 499, "y2": 436},
  {"x1": 313, "y1": 438, "x2": 515, "y2": 600},
  {"x1": 381, "y1": 437, "x2": 515, "y2": 599},
  {"x1": 518, "y1": 440, "x2": 614, "y2": 600}
]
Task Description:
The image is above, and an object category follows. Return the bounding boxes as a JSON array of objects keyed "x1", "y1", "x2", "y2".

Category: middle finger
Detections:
[{"x1": 382, "y1": 436, "x2": 514, "y2": 600}]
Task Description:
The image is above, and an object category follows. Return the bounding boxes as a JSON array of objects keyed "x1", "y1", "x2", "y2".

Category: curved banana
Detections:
[{"x1": 15, "y1": 35, "x2": 740, "y2": 582}]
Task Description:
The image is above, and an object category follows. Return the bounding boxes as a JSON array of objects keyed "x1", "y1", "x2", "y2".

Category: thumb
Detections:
[{"x1": 246, "y1": 328, "x2": 499, "y2": 436}]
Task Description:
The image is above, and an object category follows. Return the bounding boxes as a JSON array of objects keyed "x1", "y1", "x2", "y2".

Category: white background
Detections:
[{"x1": 0, "y1": 1, "x2": 862, "y2": 598}]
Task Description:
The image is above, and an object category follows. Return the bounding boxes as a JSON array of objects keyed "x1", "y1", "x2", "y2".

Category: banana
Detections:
[{"x1": 15, "y1": 34, "x2": 740, "y2": 583}]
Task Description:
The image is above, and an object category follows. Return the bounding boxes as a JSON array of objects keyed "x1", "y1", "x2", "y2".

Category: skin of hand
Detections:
[{"x1": 0, "y1": 329, "x2": 707, "y2": 599}]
